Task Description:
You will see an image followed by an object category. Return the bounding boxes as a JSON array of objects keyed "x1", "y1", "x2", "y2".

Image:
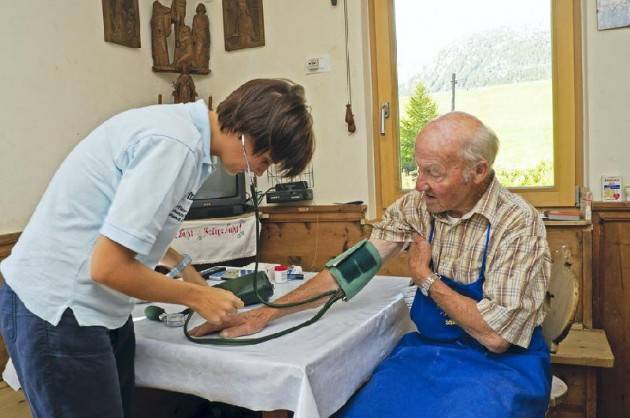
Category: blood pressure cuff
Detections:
[
  {"x1": 213, "y1": 271, "x2": 273, "y2": 306},
  {"x1": 325, "y1": 239, "x2": 381, "y2": 300}
]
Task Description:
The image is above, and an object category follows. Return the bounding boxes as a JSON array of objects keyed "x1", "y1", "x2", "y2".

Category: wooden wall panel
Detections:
[
  {"x1": 592, "y1": 205, "x2": 630, "y2": 418},
  {"x1": 260, "y1": 221, "x2": 365, "y2": 271},
  {"x1": 549, "y1": 365, "x2": 587, "y2": 418},
  {"x1": 546, "y1": 225, "x2": 592, "y2": 326}
]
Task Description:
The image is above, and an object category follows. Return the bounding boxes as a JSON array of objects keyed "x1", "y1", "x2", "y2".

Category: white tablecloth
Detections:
[{"x1": 133, "y1": 276, "x2": 414, "y2": 418}]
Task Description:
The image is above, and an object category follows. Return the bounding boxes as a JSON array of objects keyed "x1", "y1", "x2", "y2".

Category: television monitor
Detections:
[{"x1": 185, "y1": 159, "x2": 250, "y2": 219}]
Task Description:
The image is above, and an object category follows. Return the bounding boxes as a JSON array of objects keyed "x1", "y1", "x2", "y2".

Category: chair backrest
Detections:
[{"x1": 542, "y1": 246, "x2": 580, "y2": 349}]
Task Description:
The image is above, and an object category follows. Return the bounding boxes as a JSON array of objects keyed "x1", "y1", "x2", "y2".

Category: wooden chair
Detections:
[{"x1": 542, "y1": 246, "x2": 580, "y2": 412}]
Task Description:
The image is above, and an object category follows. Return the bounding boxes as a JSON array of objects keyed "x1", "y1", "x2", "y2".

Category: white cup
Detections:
[{"x1": 273, "y1": 266, "x2": 288, "y2": 283}]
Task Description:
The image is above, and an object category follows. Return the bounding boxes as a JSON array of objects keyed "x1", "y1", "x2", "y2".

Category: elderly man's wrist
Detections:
[
  {"x1": 419, "y1": 272, "x2": 441, "y2": 297},
  {"x1": 261, "y1": 306, "x2": 281, "y2": 321},
  {"x1": 413, "y1": 268, "x2": 433, "y2": 285}
]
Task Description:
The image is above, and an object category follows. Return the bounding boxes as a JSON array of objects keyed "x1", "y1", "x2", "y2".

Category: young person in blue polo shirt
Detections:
[{"x1": 0, "y1": 79, "x2": 314, "y2": 418}]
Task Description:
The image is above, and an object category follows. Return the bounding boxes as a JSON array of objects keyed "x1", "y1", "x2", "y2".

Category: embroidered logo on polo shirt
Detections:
[{"x1": 168, "y1": 192, "x2": 194, "y2": 222}]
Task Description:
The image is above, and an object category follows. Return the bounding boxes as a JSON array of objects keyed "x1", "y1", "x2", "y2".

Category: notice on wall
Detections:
[
  {"x1": 171, "y1": 214, "x2": 256, "y2": 264},
  {"x1": 602, "y1": 175, "x2": 624, "y2": 202}
]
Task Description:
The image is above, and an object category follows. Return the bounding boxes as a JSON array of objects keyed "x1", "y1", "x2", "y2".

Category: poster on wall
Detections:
[{"x1": 597, "y1": 0, "x2": 630, "y2": 30}]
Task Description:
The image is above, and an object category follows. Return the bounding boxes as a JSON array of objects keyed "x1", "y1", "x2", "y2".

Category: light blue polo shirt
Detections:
[{"x1": 1, "y1": 100, "x2": 213, "y2": 329}]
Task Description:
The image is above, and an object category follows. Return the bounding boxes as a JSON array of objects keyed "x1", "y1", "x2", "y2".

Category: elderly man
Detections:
[{"x1": 191, "y1": 112, "x2": 551, "y2": 417}]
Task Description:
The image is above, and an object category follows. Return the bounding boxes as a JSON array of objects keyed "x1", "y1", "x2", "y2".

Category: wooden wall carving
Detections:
[
  {"x1": 222, "y1": 0, "x2": 265, "y2": 51},
  {"x1": 151, "y1": 0, "x2": 211, "y2": 74},
  {"x1": 102, "y1": 0, "x2": 141, "y2": 48}
]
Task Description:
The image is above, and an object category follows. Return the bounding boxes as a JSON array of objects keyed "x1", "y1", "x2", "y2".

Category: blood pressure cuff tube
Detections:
[{"x1": 325, "y1": 239, "x2": 382, "y2": 300}]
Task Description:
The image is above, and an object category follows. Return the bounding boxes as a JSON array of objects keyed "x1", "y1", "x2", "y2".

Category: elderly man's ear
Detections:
[{"x1": 470, "y1": 161, "x2": 489, "y2": 185}]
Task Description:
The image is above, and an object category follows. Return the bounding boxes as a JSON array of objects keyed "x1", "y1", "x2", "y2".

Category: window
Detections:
[{"x1": 369, "y1": 0, "x2": 582, "y2": 213}]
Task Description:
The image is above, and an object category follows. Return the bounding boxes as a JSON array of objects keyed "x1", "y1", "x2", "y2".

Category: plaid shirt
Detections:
[{"x1": 371, "y1": 175, "x2": 551, "y2": 348}]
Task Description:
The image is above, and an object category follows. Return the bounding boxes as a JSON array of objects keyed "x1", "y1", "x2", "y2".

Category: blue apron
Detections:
[{"x1": 341, "y1": 221, "x2": 551, "y2": 418}]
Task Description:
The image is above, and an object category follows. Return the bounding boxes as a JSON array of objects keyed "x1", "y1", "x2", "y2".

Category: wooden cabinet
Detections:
[
  {"x1": 592, "y1": 203, "x2": 630, "y2": 418},
  {"x1": 259, "y1": 204, "x2": 367, "y2": 270}
]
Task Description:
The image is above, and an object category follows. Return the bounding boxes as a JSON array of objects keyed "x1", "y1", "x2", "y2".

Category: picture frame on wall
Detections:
[
  {"x1": 102, "y1": 0, "x2": 141, "y2": 48},
  {"x1": 597, "y1": 0, "x2": 630, "y2": 30},
  {"x1": 222, "y1": 0, "x2": 265, "y2": 51}
]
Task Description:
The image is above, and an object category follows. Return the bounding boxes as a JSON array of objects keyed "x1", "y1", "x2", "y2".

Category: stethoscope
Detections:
[{"x1": 181, "y1": 134, "x2": 344, "y2": 345}]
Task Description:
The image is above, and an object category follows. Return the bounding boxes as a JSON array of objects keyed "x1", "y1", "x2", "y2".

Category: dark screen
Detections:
[{"x1": 194, "y1": 159, "x2": 237, "y2": 199}]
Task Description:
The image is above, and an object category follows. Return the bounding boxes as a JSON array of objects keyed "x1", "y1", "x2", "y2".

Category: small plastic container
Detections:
[
  {"x1": 287, "y1": 265, "x2": 304, "y2": 280},
  {"x1": 273, "y1": 265, "x2": 288, "y2": 283},
  {"x1": 163, "y1": 312, "x2": 186, "y2": 327}
]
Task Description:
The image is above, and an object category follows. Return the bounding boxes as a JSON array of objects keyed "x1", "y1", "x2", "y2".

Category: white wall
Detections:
[
  {"x1": 582, "y1": 0, "x2": 630, "y2": 200},
  {"x1": 0, "y1": 0, "x2": 180, "y2": 233},
  {"x1": 10, "y1": 1, "x2": 625, "y2": 233},
  {"x1": 0, "y1": 0, "x2": 375, "y2": 234},
  {"x1": 199, "y1": 0, "x2": 373, "y2": 208}
]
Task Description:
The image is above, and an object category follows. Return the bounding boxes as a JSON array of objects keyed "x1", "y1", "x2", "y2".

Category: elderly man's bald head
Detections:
[{"x1": 417, "y1": 111, "x2": 499, "y2": 168}]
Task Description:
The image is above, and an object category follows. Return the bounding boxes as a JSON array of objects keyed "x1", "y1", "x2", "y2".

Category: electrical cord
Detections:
[{"x1": 256, "y1": 186, "x2": 274, "y2": 206}]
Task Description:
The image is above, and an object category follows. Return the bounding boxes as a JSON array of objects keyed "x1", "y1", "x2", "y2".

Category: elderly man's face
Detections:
[{"x1": 414, "y1": 133, "x2": 473, "y2": 215}]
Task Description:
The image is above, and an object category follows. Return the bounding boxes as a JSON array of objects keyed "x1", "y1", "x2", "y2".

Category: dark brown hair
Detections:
[{"x1": 217, "y1": 79, "x2": 314, "y2": 177}]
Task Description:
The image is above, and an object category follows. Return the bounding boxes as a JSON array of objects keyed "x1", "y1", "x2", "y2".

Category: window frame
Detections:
[{"x1": 369, "y1": 0, "x2": 583, "y2": 215}]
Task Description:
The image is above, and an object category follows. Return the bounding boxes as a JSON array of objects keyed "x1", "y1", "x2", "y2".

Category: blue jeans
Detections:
[{"x1": 0, "y1": 282, "x2": 135, "y2": 418}]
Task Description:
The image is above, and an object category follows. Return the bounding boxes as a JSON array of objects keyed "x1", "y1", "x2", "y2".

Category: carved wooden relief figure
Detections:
[
  {"x1": 192, "y1": 4, "x2": 211, "y2": 71},
  {"x1": 171, "y1": 0, "x2": 187, "y2": 45},
  {"x1": 222, "y1": 0, "x2": 265, "y2": 51},
  {"x1": 102, "y1": 0, "x2": 141, "y2": 48},
  {"x1": 173, "y1": 70, "x2": 198, "y2": 104},
  {"x1": 151, "y1": 0, "x2": 210, "y2": 74},
  {"x1": 151, "y1": 1, "x2": 172, "y2": 68},
  {"x1": 174, "y1": 25, "x2": 195, "y2": 71}
]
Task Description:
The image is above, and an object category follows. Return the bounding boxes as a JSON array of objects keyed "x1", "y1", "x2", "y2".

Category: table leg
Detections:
[{"x1": 262, "y1": 410, "x2": 290, "y2": 418}]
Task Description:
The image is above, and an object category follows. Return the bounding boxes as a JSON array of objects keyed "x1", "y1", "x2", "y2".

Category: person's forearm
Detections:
[
  {"x1": 160, "y1": 246, "x2": 182, "y2": 269},
  {"x1": 261, "y1": 240, "x2": 402, "y2": 321},
  {"x1": 95, "y1": 258, "x2": 202, "y2": 306},
  {"x1": 91, "y1": 237, "x2": 201, "y2": 307},
  {"x1": 181, "y1": 264, "x2": 208, "y2": 286},
  {"x1": 429, "y1": 280, "x2": 509, "y2": 353},
  {"x1": 160, "y1": 247, "x2": 207, "y2": 286},
  {"x1": 258, "y1": 269, "x2": 339, "y2": 321}
]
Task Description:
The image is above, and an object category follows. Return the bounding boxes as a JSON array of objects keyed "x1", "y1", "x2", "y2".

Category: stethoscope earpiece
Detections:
[{"x1": 240, "y1": 134, "x2": 255, "y2": 186}]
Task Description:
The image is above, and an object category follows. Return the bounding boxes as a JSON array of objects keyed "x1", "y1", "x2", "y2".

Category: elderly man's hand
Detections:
[
  {"x1": 408, "y1": 233, "x2": 433, "y2": 285},
  {"x1": 189, "y1": 307, "x2": 273, "y2": 338}
]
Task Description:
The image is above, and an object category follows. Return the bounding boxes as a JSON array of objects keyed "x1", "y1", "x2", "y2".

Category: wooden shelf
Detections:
[
  {"x1": 551, "y1": 328, "x2": 614, "y2": 368},
  {"x1": 259, "y1": 204, "x2": 366, "y2": 223},
  {"x1": 592, "y1": 201, "x2": 630, "y2": 210},
  {"x1": 543, "y1": 220, "x2": 591, "y2": 227}
]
